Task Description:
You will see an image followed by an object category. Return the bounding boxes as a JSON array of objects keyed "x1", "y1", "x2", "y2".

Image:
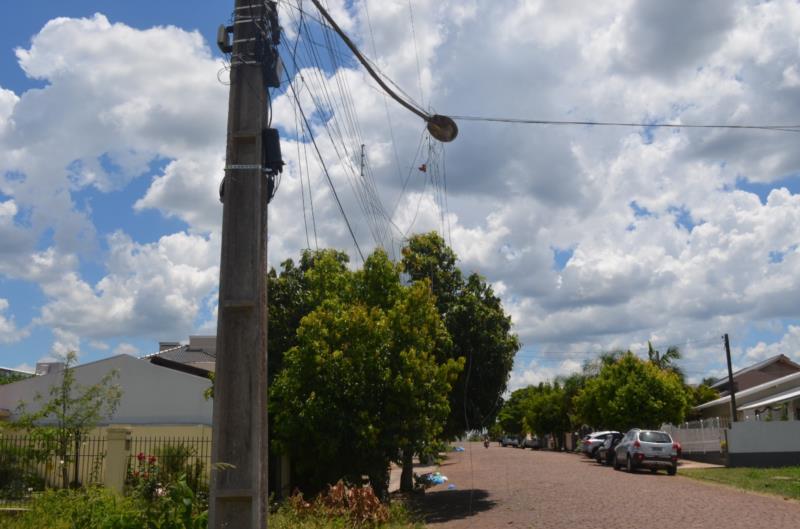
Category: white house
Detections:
[{"x1": 0, "y1": 354, "x2": 213, "y2": 426}]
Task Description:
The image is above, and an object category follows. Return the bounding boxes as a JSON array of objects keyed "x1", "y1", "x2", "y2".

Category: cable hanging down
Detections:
[{"x1": 308, "y1": 0, "x2": 459, "y2": 143}]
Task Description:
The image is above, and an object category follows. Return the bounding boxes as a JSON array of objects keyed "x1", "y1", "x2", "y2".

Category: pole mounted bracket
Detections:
[{"x1": 217, "y1": 24, "x2": 234, "y2": 53}]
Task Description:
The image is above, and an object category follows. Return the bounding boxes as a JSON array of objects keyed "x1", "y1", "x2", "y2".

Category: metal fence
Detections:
[
  {"x1": 662, "y1": 417, "x2": 729, "y2": 454},
  {"x1": 0, "y1": 434, "x2": 106, "y2": 507},
  {"x1": 127, "y1": 436, "x2": 212, "y2": 494},
  {"x1": 0, "y1": 433, "x2": 211, "y2": 508}
]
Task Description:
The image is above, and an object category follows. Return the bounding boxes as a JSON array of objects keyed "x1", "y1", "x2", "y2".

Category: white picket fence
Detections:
[{"x1": 662, "y1": 417, "x2": 729, "y2": 454}]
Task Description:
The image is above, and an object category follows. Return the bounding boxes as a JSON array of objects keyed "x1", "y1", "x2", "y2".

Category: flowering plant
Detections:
[{"x1": 126, "y1": 452, "x2": 163, "y2": 501}]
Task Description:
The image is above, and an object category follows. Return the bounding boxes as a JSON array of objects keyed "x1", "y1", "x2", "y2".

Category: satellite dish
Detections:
[{"x1": 427, "y1": 114, "x2": 458, "y2": 143}]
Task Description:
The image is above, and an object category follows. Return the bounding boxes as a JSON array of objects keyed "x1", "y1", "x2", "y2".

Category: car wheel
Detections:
[
  {"x1": 612, "y1": 453, "x2": 620, "y2": 470},
  {"x1": 668, "y1": 465, "x2": 677, "y2": 476},
  {"x1": 626, "y1": 455, "x2": 634, "y2": 473},
  {"x1": 650, "y1": 468, "x2": 658, "y2": 474}
]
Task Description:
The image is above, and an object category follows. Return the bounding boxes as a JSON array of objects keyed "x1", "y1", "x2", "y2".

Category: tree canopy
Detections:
[
  {"x1": 270, "y1": 249, "x2": 461, "y2": 496},
  {"x1": 401, "y1": 232, "x2": 519, "y2": 436},
  {"x1": 573, "y1": 352, "x2": 689, "y2": 431}
]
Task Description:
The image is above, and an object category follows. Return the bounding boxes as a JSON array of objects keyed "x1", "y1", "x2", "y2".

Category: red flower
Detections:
[
  {"x1": 133, "y1": 470, "x2": 140, "y2": 477},
  {"x1": 148, "y1": 455, "x2": 157, "y2": 464},
  {"x1": 136, "y1": 452, "x2": 145, "y2": 461}
]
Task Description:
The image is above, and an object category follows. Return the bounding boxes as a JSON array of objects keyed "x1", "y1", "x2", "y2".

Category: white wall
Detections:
[
  {"x1": 0, "y1": 354, "x2": 212, "y2": 425},
  {"x1": 728, "y1": 420, "x2": 800, "y2": 453}
]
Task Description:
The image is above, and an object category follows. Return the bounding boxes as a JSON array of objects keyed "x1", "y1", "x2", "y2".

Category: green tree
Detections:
[
  {"x1": 402, "y1": 232, "x2": 519, "y2": 436},
  {"x1": 14, "y1": 352, "x2": 121, "y2": 488},
  {"x1": 573, "y1": 352, "x2": 689, "y2": 431},
  {"x1": 647, "y1": 342, "x2": 685, "y2": 381},
  {"x1": 523, "y1": 383, "x2": 570, "y2": 450},
  {"x1": 270, "y1": 249, "x2": 459, "y2": 497},
  {"x1": 497, "y1": 386, "x2": 537, "y2": 435},
  {"x1": 0, "y1": 371, "x2": 31, "y2": 385},
  {"x1": 686, "y1": 383, "x2": 720, "y2": 420}
]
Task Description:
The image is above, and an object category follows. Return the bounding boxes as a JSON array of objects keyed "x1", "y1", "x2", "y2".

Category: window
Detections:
[{"x1": 639, "y1": 431, "x2": 672, "y2": 443}]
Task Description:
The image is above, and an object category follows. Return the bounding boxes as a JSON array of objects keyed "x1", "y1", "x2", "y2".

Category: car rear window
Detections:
[{"x1": 639, "y1": 431, "x2": 671, "y2": 443}]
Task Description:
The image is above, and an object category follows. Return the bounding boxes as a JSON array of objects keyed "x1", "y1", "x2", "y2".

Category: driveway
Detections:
[{"x1": 416, "y1": 442, "x2": 800, "y2": 528}]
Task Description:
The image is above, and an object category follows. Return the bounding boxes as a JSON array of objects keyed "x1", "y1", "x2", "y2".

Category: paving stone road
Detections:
[{"x1": 416, "y1": 442, "x2": 800, "y2": 529}]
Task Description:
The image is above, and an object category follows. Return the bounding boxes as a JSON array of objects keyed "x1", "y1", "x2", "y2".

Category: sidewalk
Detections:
[{"x1": 388, "y1": 457, "x2": 439, "y2": 493}]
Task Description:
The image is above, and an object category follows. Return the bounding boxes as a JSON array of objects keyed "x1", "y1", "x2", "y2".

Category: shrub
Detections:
[
  {"x1": 272, "y1": 485, "x2": 421, "y2": 529},
  {"x1": 2, "y1": 478, "x2": 207, "y2": 529},
  {"x1": 0, "y1": 442, "x2": 47, "y2": 501}
]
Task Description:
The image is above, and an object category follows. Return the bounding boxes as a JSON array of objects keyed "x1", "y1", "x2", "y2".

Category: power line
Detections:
[
  {"x1": 286, "y1": 67, "x2": 366, "y2": 262},
  {"x1": 450, "y1": 115, "x2": 800, "y2": 133}
]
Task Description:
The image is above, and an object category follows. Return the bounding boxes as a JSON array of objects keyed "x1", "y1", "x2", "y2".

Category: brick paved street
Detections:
[{"x1": 416, "y1": 442, "x2": 800, "y2": 528}]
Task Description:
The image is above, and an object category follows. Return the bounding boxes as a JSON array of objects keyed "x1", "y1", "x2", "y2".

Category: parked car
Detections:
[
  {"x1": 613, "y1": 429, "x2": 680, "y2": 475},
  {"x1": 594, "y1": 432, "x2": 624, "y2": 465},
  {"x1": 581, "y1": 431, "x2": 618, "y2": 458},
  {"x1": 522, "y1": 436, "x2": 541, "y2": 449},
  {"x1": 500, "y1": 435, "x2": 520, "y2": 447}
]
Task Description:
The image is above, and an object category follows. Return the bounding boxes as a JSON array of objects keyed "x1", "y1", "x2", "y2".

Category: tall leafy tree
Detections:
[
  {"x1": 573, "y1": 352, "x2": 690, "y2": 431},
  {"x1": 270, "y1": 249, "x2": 458, "y2": 497},
  {"x1": 402, "y1": 232, "x2": 519, "y2": 436},
  {"x1": 523, "y1": 383, "x2": 570, "y2": 449},
  {"x1": 497, "y1": 386, "x2": 537, "y2": 435},
  {"x1": 647, "y1": 342, "x2": 685, "y2": 381},
  {"x1": 14, "y1": 352, "x2": 121, "y2": 488}
]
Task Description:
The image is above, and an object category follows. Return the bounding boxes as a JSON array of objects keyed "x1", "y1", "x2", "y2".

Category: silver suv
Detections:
[{"x1": 613, "y1": 429, "x2": 679, "y2": 475}]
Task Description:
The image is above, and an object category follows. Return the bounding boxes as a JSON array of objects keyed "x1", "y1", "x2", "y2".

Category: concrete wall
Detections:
[{"x1": 727, "y1": 420, "x2": 800, "y2": 467}]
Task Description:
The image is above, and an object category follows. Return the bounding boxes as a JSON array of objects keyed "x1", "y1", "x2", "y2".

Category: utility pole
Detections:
[
  {"x1": 211, "y1": 1, "x2": 282, "y2": 527},
  {"x1": 724, "y1": 333, "x2": 738, "y2": 423}
]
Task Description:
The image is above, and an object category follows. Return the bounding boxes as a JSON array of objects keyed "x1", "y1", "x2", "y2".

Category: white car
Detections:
[
  {"x1": 581, "y1": 431, "x2": 618, "y2": 458},
  {"x1": 613, "y1": 429, "x2": 680, "y2": 475}
]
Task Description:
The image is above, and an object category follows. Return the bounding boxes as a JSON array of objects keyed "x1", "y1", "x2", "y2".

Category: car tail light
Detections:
[
  {"x1": 673, "y1": 442, "x2": 682, "y2": 456},
  {"x1": 583, "y1": 439, "x2": 591, "y2": 445},
  {"x1": 633, "y1": 440, "x2": 641, "y2": 448},
  {"x1": 635, "y1": 452, "x2": 645, "y2": 460}
]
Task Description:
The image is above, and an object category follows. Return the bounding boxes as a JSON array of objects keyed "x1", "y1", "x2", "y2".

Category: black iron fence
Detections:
[
  {"x1": 0, "y1": 433, "x2": 211, "y2": 508},
  {"x1": 0, "y1": 434, "x2": 106, "y2": 507}
]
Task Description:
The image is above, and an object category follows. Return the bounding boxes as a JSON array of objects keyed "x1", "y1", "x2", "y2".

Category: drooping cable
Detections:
[{"x1": 286, "y1": 68, "x2": 366, "y2": 262}]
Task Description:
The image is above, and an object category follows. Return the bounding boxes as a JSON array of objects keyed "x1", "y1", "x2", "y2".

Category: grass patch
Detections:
[{"x1": 682, "y1": 466, "x2": 800, "y2": 500}]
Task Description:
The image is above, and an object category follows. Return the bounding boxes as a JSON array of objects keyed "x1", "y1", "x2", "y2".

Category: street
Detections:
[{"x1": 416, "y1": 442, "x2": 800, "y2": 528}]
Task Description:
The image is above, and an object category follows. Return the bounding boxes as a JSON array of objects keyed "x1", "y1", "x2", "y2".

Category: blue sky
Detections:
[
  {"x1": 0, "y1": 1, "x2": 228, "y2": 367},
  {"x1": 2, "y1": 1, "x2": 800, "y2": 390}
]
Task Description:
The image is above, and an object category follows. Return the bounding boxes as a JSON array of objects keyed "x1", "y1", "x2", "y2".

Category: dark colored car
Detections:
[
  {"x1": 522, "y1": 436, "x2": 541, "y2": 449},
  {"x1": 500, "y1": 435, "x2": 520, "y2": 447},
  {"x1": 595, "y1": 432, "x2": 624, "y2": 465}
]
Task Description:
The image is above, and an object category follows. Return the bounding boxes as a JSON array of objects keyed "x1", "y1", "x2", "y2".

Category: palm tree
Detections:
[{"x1": 647, "y1": 342, "x2": 685, "y2": 381}]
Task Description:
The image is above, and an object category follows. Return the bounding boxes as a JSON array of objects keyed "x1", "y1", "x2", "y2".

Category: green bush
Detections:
[
  {"x1": 0, "y1": 442, "x2": 47, "y2": 500},
  {"x1": 2, "y1": 477, "x2": 207, "y2": 529}
]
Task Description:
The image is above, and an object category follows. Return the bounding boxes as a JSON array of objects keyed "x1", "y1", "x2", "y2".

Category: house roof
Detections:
[
  {"x1": 0, "y1": 354, "x2": 213, "y2": 425},
  {"x1": 0, "y1": 366, "x2": 34, "y2": 375},
  {"x1": 710, "y1": 354, "x2": 800, "y2": 389},
  {"x1": 694, "y1": 369, "x2": 800, "y2": 411},
  {"x1": 738, "y1": 387, "x2": 800, "y2": 411}
]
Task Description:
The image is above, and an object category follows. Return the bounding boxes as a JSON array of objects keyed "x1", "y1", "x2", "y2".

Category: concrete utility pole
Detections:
[
  {"x1": 724, "y1": 333, "x2": 738, "y2": 422},
  {"x1": 211, "y1": 1, "x2": 282, "y2": 527}
]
